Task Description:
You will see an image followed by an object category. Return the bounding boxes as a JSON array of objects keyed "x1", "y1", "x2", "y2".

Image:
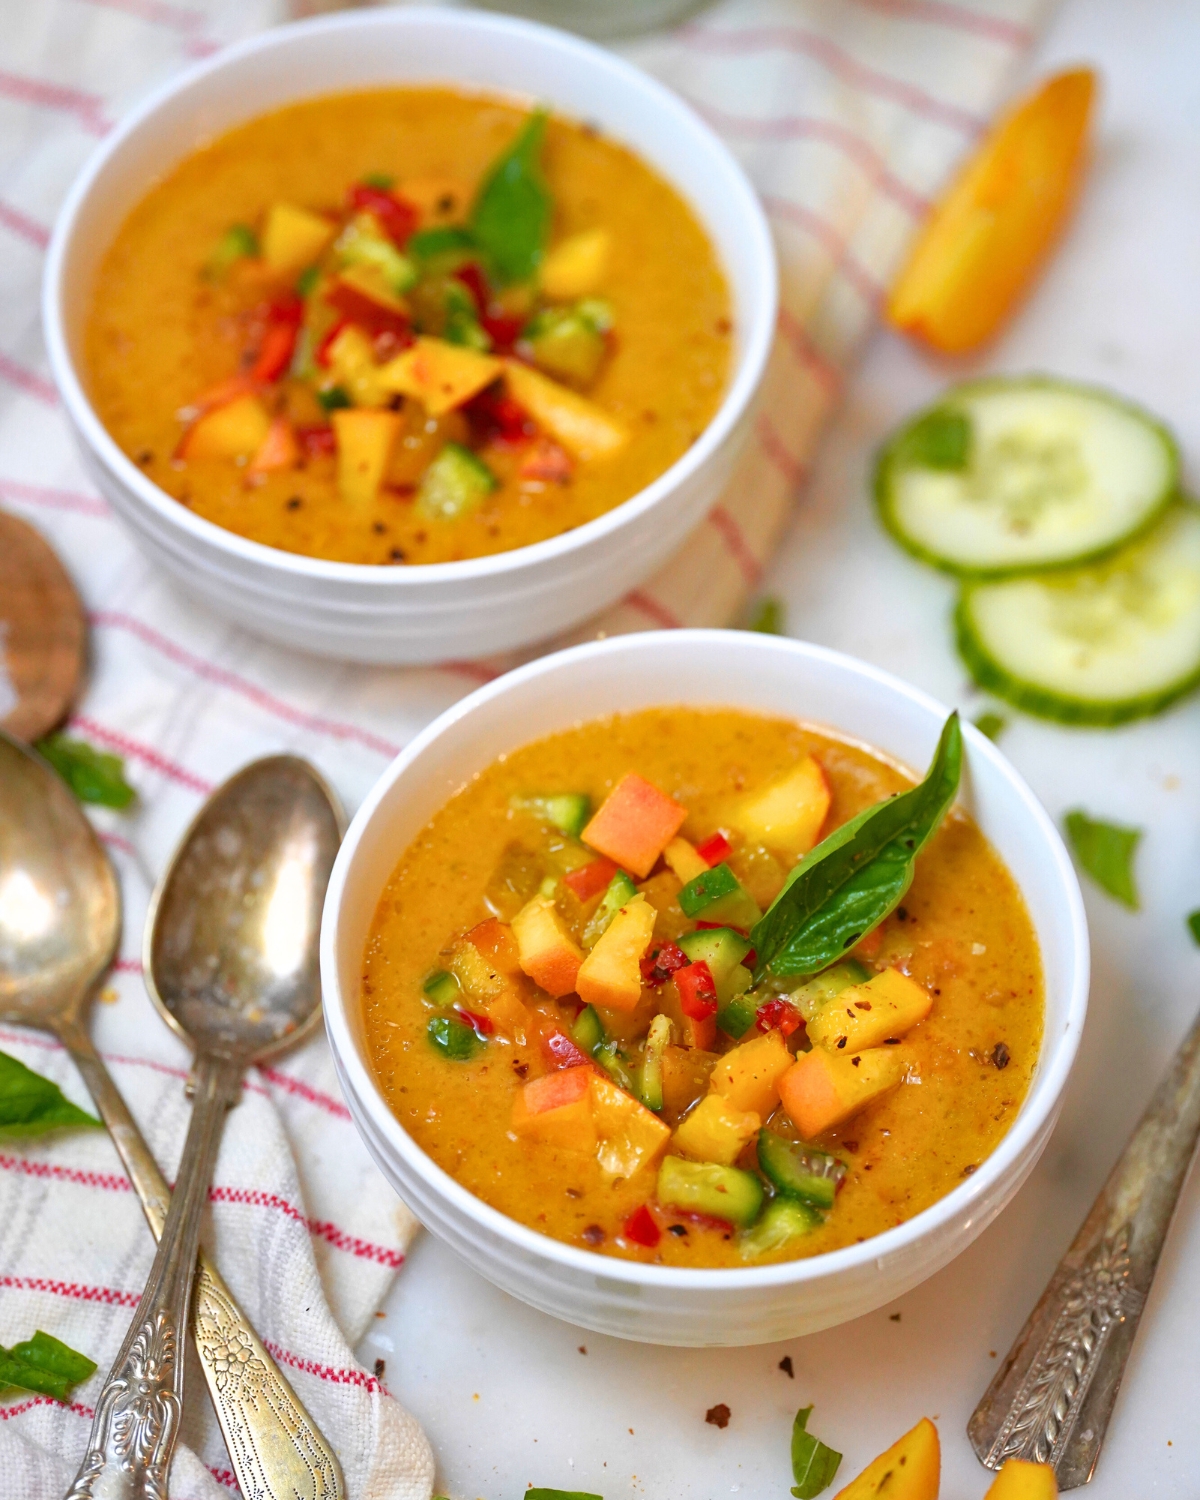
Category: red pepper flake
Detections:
[
  {"x1": 755, "y1": 998, "x2": 803, "y2": 1038},
  {"x1": 623, "y1": 1204, "x2": 661, "y2": 1248},
  {"x1": 457, "y1": 1007, "x2": 494, "y2": 1037},
  {"x1": 696, "y1": 831, "x2": 732, "y2": 867},
  {"x1": 705, "y1": 1404, "x2": 731, "y2": 1429},
  {"x1": 347, "y1": 182, "x2": 419, "y2": 247},
  {"x1": 640, "y1": 942, "x2": 689, "y2": 987},
  {"x1": 676, "y1": 960, "x2": 718, "y2": 1020},
  {"x1": 564, "y1": 857, "x2": 617, "y2": 903}
]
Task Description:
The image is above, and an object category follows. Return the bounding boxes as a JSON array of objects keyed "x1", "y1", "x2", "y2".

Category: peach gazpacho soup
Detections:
[
  {"x1": 85, "y1": 89, "x2": 732, "y2": 566},
  {"x1": 361, "y1": 708, "x2": 1043, "y2": 1267}
]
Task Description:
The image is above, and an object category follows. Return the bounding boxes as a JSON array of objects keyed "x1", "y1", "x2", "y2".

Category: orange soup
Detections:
[
  {"x1": 361, "y1": 708, "x2": 1043, "y2": 1268},
  {"x1": 85, "y1": 89, "x2": 731, "y2": 566}
]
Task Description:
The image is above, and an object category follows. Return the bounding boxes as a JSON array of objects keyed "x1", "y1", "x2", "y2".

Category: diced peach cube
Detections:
[
  {"x1": 247, "y1": 416, "x2": 299, "y2": 476},
  {"x1": 511, "y1": 895, "x2": 584, "y2": 998},
  {"x1": 984, "y1": 1459, "x2": 1058, "y2": 1500},
  {"x1": 581, "y1": 773, "x2": 688, "y2": 879},
  {"x1": 589, "y1": 1074, "x2": 671, "y2": 1178},
  {"x1": 672, "y1": 1094, "x2": 761, "y2": 1166},
  {"x1": 511, "y1": 1066, "x2": 596, "y2": 1152},
  {"x1": 834, "y1": 1417, "x2": 939, "y2": 1500},
  {"x1": 662, "y1": 837, "x2": 709, "y2": 885},
  {"x1": 179, "y1": 394, "x2": 271, "y2": 461},
  {"x1": 728, "y1": 756, "x2": 831, "y2": 855},
  {"x1": 464, "y1": 918, "x2": 522, "y2": 978},
  {"x1": 709, "y1": 1030, "x2": 792, "y2": 1117},
  {"x1": 576, "y1": 895, "x2": 656, "y2": 1012},
  {"x1": 807, "y1": 968, "x2": 932, "y2": 1055},
  {"x1": 778, "y1": 1047, "x2": 904, "y2": 1139}
]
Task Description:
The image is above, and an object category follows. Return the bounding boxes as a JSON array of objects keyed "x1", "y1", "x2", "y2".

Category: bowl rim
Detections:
[
  {"x1": 320, "y1": 629, "x2": 1090, "y2": 1292},
  {"x1": 42, "y1": 5, "x2": 777, "y2": 589}
]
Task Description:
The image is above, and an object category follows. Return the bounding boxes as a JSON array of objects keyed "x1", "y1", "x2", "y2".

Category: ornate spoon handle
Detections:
[
  {"x1": 969, "y1": 1005, "x2": 1200, "y2": 1489},
  {"x1": 60, "y1": 1022, "x2": 343, "y2": 1500},
  {"x1": 68, "y1": 1050, "x2": 240, "y2": 1499}
]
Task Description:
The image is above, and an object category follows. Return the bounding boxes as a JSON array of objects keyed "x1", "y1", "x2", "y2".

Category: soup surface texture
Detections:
[
  {"x1": 86, "y1": 88, "x2": 731, "y2": 566},
  {"x1": 362, "y1": 708, "x2": 1043, "y2": 1268}
]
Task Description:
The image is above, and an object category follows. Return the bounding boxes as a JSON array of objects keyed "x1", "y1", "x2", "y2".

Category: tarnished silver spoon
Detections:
[{"x1": 65, "y1": 754, "x2": 344, "y2": 1500}]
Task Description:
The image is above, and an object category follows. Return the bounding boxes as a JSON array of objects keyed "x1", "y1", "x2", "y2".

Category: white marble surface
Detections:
[{"x1": 358, "y1": 0, "x2": 1200, "y2": 1493}]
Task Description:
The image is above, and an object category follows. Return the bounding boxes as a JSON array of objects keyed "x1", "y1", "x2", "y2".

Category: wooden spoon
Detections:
[{"x1": 0, "y1": 508, "x2": 87, "y2": 741}]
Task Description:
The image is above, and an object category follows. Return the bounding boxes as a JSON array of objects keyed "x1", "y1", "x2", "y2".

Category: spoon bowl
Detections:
[
  {"x1": 0, "y1": 510, "x2": 87, "y2": 742},
  {"x1": 0, "y1": 731, "x2": 118, "y2": 1021},
  {"x1": 146, "y1": 755, "x2": 342, "y2": 1059}
]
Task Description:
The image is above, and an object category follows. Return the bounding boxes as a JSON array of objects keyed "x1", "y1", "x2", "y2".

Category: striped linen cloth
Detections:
[{"x1": 0, "y1": 0, "x2": 1048, "y2": 1494}]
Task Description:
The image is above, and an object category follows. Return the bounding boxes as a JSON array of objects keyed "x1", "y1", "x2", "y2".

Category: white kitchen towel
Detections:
[{"x1": 0, "y1": 0, "x2": 1049, "y2": 1494}]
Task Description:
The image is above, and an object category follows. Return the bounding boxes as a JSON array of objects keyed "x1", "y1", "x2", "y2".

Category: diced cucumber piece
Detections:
[
  {"x1": 757, "y1": 1131, "x2": 847, "y2": 1209},
  {"x1": 876, "y1": 377, "x2": 1179, "y2": 577},
  {"x1": 520, "y1": 301, "x2": 610, "y2": 385},
  {"x1": 595, "y1": 1040, "x2": 634, "y2": 1092},
  {"x1": 716, "y1": 988, "x2": 759, "y2": 1041},
  {"x1": 678, "y1": 864, "x2": 762, "y2": 929},
  {"x1": 416, "y1": 443, "x2": 497, "y2": 522},
  {"x1": 739, "y1": 1198, "x2": 822, "y2": 1257},
  {"x1": 789, "y1": 960, "x2": 869, "y2": 1022},
  {"x1": 336, "y1": 216, "x2": 418, "y2": 293},
  {"x1": 422, "y1": 969, "x2": 461, "y2": 1008},
  {"x1": 426, "y1": 1012, "x2": 480, "y2": 1060},
  {"x1": 678, "y1": 927, "x2": 752, "y2": 994},
  {"x1": 571, "y1": 1004, "x2": 604, "y2": 1056},
  {"x1": 511, "y1": 792, "x2": 592, "y2": 838},
  {"x1": 639, "y1": 1014, "x2": 672, "y2": 1113},
  {"x1": 582, "y1": 869, "x2": 638, "y2": 947},
  {"x1": 657, "y1": 1156, "x2": 764, "y2": 1228},
  {"x1": 957, "y1": 502, "x2": 1200, "y2": 725}
]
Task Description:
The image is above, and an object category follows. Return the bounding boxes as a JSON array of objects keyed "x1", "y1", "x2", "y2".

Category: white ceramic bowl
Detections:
[
  {"x1": 321, "y1": 630, "x2": 1090, "y2": 1346},
  {"x1": 43, "y1": 8, "x2": 776, "y2": 665}
]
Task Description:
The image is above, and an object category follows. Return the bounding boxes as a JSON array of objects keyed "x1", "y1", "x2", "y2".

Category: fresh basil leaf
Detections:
[
  {"x1": 752, "y1": 713, "x2": 962, "y2": 980},
  {"x1": 0, "y1": 1330, "x2": 97, "y2": 1402},
  {"x1": 1187, "y1": 910, "x2": 1200, "y2": 945},
  {"x1": 524, "y1": 1491, "x2": 603, "y2": 1500},
  {"x1": 408, "y1": 225, "x2": 477, "y2": 264},
  {"x1": 790, "y1": 1405, "x2": 842, "y2": 1499},
  {"x1": 469, "y1": 109, "x2": 552, "y2": 287},
  {"x1": 896, "y1": 407, "x2": 972, "y2": 470},
  {"x1": 0, "y1": 1050, "x2": 101, "y2": 1137},
  {"x1": 33, "y1": 733, "x2": 135, "y2": 810},
  {"x1": 747, "y1": 596, "x2": 785, "y2": 635},
  {"x1": 1065, "y1": 810, "x2": 1141, "y2": 909},
  {"x1": 973, "y1": 711, "x2": 1007, "y2": 742}
]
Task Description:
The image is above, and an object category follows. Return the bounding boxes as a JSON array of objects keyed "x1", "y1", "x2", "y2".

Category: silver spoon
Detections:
[
  {"x1": 969, "y1": 1005, "x2": 1200, "y2": 1487},
  {"x1": 62, "y1": 753, "x2": 344, "y2": 1500}
]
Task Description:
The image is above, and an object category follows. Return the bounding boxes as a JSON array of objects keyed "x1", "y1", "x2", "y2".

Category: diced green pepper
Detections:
[
  {"x1": 739, "y1": 1197, "x2": 822, "y2": 1257},
  {"x1": 757, "y1": 1131, "x2": 846, "y2": 1209},
  {"x1": 582, "y1": 870, "x2": 638, "y2": 947},
  {"x1": 336, "y1": 216, "x2": 418, "y2": 294},
  {"x1": 639, "y1": 1014, "x2": 672, "y2": 1113},
  {"x1": 426, "y1": 1012, "x2": 480, "y2": 1060},
  {"x1": 416, "y1": 443, "x2": 497, "y2": 521},
  {"x1": 422, "y1": 969, "x2": 461, "y2": 1008},
  {"x1": 205, "y1": 222, "x2": 259, "y2": 281},
  {"x1": 510, "y1": 792, "x2": 592, "y2": 838},
  {"x1": 678, "y1": 863, "x2": 762, "y2": 929},
  {"x1": 656, "y1": 1156, "x2": 763, "y2": 1228},
  {"x1": 571, "y1": 1004, "x2": 605, "y2": 1056}
]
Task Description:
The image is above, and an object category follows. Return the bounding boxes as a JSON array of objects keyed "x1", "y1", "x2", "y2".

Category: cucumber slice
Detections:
[
  {"x1": 511, "y1": 792, "x2": 592, "y2": 838},
  {"x1": 757, "y1": 1132, "x2": 847, "y2": 1209},
  {"x1": 876, "y1": 377, "x2": 1179, "y2": 577},
  {"x1": 678, "y1": 863, "x2": 762, "y2": 928},
  {"x1": 656, "y1": 1156, "x2": 764, "y2": 1228},
  {"x1": 957, "y1": 503, "x2": 1200, "y2": 725},
  {"x1": 582, "y1": 869, "x2": 638, "y2": 947},
  {"x1": 738, "y1": 1197, "x2": 822, "y2": 1257}
]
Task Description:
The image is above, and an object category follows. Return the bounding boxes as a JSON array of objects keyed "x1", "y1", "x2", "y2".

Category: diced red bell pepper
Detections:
[
  {"x1": 564, "y1": 857, "x2": 618, "y2": 903},
  {"x1": 755, "y1": 998, "x2": 803, "y2": 1039},
  {"x1": 452, "y1": 262, "x2": 490, "y2": 313},
  {"x1": 640, "y1": 942, "x2": 689, "y2": 987},
  {"x1": 296, "y1": 424, "x2": 337, "y2": 457},
  {"x1": 315, "y1": 318, "x2": 352, "y2": 370},
  {"x1": 623, "y1": 1203, "x2": 662, "y2": 1248},
  {"x1": 480, "y1": 311, "x2": 525, "y2": 353},
  {"x1": 676, "y1": 960, "x2": 718, "y2": 1020},
  {"x1": 696, "y1": 831, "x2": 733, "y2": 867},
  {"x1": 347, "y1": 183, "x2": 419, "y2": 247},
  {"x1": 542, "y1": 1029, "x2": 593, "y2": 1072},
  {"x1": 325, "y1": 279, "x2": 413, "y2": 342},
  {"x1": 250, "y1": 323, "x2": 299, "y2": 384},
  {"x1": 465, "y1": 384, "x2": 536, "y2": 446},
  {"x1": 457, "y1": 1008, "x2": 495, "y2": 1037}
]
